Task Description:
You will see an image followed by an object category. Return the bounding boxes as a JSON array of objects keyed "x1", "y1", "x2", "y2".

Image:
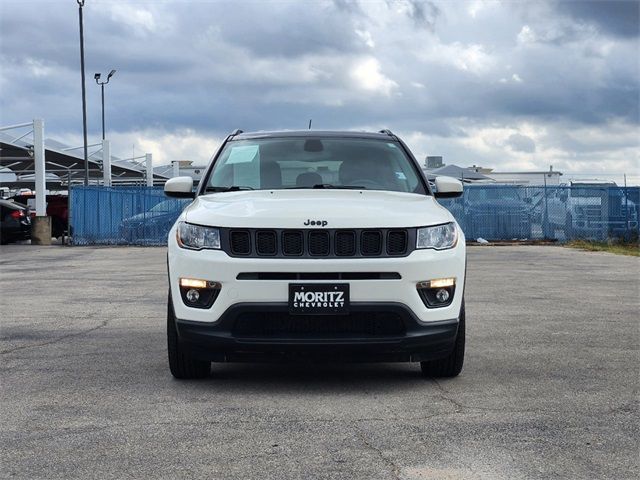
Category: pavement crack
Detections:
[
  {"x1": 429, "y1": 378, "x2": 542, "y2": 414},
  {"x1": 0, "y1": 319, "x2": 108, "y2": 355},
  {"x1": 353, "y1": 425, "x2": 401, "y2": 480},
  {"x1": 429, "y1": 378, "x2": 466, "y2": 412}
]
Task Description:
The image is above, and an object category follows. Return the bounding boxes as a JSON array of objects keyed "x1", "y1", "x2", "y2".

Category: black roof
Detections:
[{"x1": 232, "y1": 130, "x2": 396, "y2": 140}]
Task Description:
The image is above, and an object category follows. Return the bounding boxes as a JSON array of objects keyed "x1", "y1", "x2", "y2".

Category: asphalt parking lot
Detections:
[{"x1": 1, "y1": 245, "x2": 638, "y2": 479}]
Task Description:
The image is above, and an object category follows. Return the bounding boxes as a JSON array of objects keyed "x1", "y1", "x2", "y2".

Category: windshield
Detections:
[
  {"x1": 467, "y1": 187, "x2": 521, "y2": 201},
  {"x1": 570, "y1": 187, "x2": 610, "y2": 198},
  {"x1": 204, "y1": 137, "x2": 426, "y2": 194},
  {"x1": 149, "y1": 199, "x2": 189, "y2": 213},
  {"x1": 150, "y1": 201, "x2": 173, "y2": 213}
]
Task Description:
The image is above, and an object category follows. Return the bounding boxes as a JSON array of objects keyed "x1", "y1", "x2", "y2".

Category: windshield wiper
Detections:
[
  {"x1": 287, "y1": 184, "x2": 367, "y2": 190},
  {"x1": 205, "y1": 185, "x2": 255, "y2": 192}
]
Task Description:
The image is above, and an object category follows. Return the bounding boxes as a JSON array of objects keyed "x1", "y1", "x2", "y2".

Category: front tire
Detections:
[
  {"x1": 421, "y1": 301, "x2": 465, "y2": 378},
  {"x1": 167, "y1": 292, "x2": 211, "y2": 379}
]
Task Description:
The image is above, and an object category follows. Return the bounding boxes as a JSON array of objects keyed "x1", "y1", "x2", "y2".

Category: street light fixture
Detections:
[
  {"x1": 77, "y1": 0, "x2": 89, "y2": 185},
  {"x1": 94, "y1": 69, "x2": 116, "y2": 140}
]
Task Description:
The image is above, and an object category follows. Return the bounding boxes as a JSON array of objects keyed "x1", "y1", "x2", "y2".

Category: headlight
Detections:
[
  {"x1": 176, "y1": 222, "x2": 221, "y2": 250},
  {"x1": 416, "y1": 222, "x2": 457, "y2": 250}
]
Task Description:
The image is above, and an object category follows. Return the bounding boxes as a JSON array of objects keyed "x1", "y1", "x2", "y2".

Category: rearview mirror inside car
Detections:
[
  {"x1": 164, "y1": 176, "x2": 195, "y2": 198},
  {"x1": 433, "y1": 176, "x2": 463, "y2": 198}
]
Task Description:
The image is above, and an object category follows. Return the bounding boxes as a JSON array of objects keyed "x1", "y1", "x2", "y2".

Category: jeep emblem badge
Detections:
[{"x1": 304, "y1": 219, "x2": 328, "y2": 227}]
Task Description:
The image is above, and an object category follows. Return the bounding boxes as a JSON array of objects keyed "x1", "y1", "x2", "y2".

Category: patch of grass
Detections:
[{"x1": 565, "y1": 240, "x2": 640, "y2": 257}]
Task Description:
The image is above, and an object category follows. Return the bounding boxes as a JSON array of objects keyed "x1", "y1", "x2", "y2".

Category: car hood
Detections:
[{"x1": 183, "y1": 190, "x2": 454, "y2": 228}]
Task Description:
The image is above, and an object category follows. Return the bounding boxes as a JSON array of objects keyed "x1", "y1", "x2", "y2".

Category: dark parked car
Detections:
[
  {"x1": 442, "y1": 185, "x2": 533, "y2": 240},
  {"x1": 0, "y1": 199, "x2": 31, "y2": 244},
  {"x1": 12, "y1": 194, "x2": 69, "y2": 238},
  {"x1": 465, "y1": 186, "x2": 533, "y2": 239},
  {"x1": 119, "y1": 199, "x2": 189, "y2": 244}
]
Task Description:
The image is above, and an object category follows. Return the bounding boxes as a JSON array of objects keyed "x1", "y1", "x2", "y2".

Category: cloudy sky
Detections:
[{"x1": 1, "y1": 0, "x2": 638, "y2": 181}]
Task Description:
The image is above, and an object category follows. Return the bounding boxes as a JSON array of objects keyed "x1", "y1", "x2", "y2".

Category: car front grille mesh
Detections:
[
  {"x1": 224, "y1": 228, "x2": 411, "y2": 258},
  {"x1": 386, "y1": 230, "x2": 408, "y2": 255},
  {"x1": 233, "y1": 311, "x2": 406, "y2": 337},
  {"x1": 335, "y1": 231, "x2": 356, "y2": 256},
  {"x1": 282, "y1": 231, "x2": 304, "y2": 255},
  {"x1": 230, "y1": 231, "x2": 251, "y2": 255},
  {"x1": 308, "y1": 231, "x2": 330, "y2": 256},
  {"x1": 256, "y1": 231, "x2": 277, "y2": 255},
  {"x1": 361, "y1": 231, "x2": 382, "y2": 256}
]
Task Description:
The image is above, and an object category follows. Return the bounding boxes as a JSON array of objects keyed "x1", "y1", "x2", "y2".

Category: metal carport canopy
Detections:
[{"x1": 0, "y1": 131, "x2": 169, "y2": 188}]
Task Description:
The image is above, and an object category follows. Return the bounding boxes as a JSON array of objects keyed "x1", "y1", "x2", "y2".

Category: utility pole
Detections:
[{"x1": 77, "y1": 0, "x2": 89, "y2": 185}]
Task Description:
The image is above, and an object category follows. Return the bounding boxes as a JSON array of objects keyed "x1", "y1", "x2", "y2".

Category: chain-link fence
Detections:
[
  {"x1": 438, "y1": 184, "x2": 638, "y2": 242},
  {"x1": 70, "y1": 184, "x2": 639, "y2": 245},
  {"x1": 70, "y1": 186, "x2": 190, "y2": 245}
]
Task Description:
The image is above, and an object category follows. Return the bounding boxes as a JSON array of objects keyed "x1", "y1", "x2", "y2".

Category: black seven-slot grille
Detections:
[{"x1": 224, "y1": 228, "x2": 414, "y2": 258}]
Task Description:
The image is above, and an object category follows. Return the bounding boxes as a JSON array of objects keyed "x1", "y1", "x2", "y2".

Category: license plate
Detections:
[{"x1": 288, "y1": 284, "x2": 350, "y2": 315}]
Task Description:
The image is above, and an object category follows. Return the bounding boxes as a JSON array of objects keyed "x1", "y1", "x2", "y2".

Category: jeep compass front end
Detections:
[{"x1": 165, "y1": 130, "x2": 466, "y2": 379}]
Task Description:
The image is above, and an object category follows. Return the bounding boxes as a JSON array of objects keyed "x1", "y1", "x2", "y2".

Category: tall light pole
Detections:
[
  {"x1": 94, "y1": 70, "x2": 116, "y2": 140},
  {"x1": 77, "y1": 0, "x2": 89, "y2": 185}
]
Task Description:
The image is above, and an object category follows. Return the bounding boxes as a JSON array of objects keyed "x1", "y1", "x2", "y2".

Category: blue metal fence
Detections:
[
  {"x1": 70, "y1": 185, "x2": 639, "y2": 245},
  {"x1": 70, "y1": 186, "x2": 190, "y2": 245}
]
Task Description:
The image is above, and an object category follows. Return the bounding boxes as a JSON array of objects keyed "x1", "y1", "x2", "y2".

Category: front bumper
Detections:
[
  {"x1": 167, "y1": 231, "x2": 466, "y2": 324},
  {"x1": 175, "y1": 302, "x2": 460, "y2": 362}
]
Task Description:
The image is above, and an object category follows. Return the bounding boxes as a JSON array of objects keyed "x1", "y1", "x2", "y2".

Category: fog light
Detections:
[
  {"x1": 429, "y1": 278, "x2": 455, "y2": 289},
  {"x1": 186, "y1": 289, "x2": 200, "y2": 302},
  {"x1": 180, "y1": 278, "x2": 209, "y2": 289},
  {"x1": 416, "y1": 278, "x2": 455, "y2": 309},
  {"x1": 178, "y1": 279, "x2": 221, "y2": 309},
  {"x1": 436, "y1": 288, "x2": 450, "y2": 302}
]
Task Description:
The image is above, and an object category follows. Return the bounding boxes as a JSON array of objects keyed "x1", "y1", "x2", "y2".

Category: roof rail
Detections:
[
  {"x1": 379, "y1": 129, "x2": 394, "y2": 136},
  {"x1": 230, "y1": 129, "x2": 244, "y2": 136}
]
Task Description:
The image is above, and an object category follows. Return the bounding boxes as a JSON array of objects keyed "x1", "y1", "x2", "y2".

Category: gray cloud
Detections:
[
  {"x1": 395, "y1": 0, "x2": 440, "y2": 31},
  {"x1": 555, "y1": 0, "x2": 639, "y2": 38},
  {"x1": 332, "y1": 0, "x2": 365, "y2": 15},
  {"x1": 0, "y1": 0, "x2": 637, "y2": 175},
  {"x1": 506, "y1": 133, "x2": 536, "y2": 153}
]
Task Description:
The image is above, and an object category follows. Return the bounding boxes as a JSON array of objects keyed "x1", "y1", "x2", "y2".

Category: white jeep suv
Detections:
[{"x1": 164, "y1": 130, "x2": 466, "y2": 379}]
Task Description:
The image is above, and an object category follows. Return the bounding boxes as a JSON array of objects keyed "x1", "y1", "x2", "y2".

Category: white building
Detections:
[{"x1": 481, "y1": 166, "x2": 563, "y2": 185}]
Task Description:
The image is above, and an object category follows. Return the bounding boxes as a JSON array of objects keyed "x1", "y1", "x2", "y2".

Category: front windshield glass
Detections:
[
  {"x1": 570, "y1": 186, "x2": 610, "y2": 198},
  {"x1": 205, "y1": 137, "x2": 426, "y2": 194},
  {"x1": 467, "y1": 187, "x2": 521, "y2": 201},
  {"x1": 150, "y1": 201, "x2": 172, "y2": 213}
]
